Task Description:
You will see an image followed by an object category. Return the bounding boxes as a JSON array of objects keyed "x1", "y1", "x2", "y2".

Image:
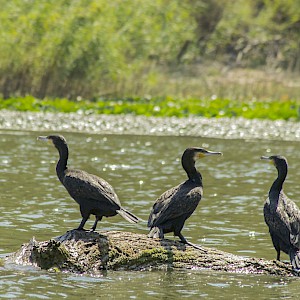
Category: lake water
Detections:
[{"x1": 1, "y1": 129, "x2": 300, "y2": 299}]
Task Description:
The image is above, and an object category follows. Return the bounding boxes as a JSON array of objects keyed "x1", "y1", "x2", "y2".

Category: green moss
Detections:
[
  {"x1": 108, "y1": 246, "x2": 175, "y2": 269},
  {"x1": 139, "y1": 247, "x2": 172, "y2": 262},
  {"x1": 107, "y1": 245, "x2": 203, "y2": 270},
  {"x1": 172, "y1": 249, "x2": 197, "y2": 262},
  {"x1": 32, "y1": 240, "x2": 71, "y2": 270}
]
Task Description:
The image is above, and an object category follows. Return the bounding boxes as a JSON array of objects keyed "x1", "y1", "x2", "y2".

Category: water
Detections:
[
  {"x1": 2, "y1": 110, "x2": 300, "y2": 141},
  {"x1": 1, "y1": 129, "x2": 300, "y2": 298}
]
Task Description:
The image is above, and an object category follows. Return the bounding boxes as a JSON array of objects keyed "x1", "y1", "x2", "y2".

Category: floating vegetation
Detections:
[{"x1": 0, "y1": 96, "x2": 299, "y2": 121}]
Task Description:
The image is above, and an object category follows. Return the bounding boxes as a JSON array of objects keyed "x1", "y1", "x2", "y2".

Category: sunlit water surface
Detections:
[{"x1": 1, "y1": 130, "x2": 300, "y2": 299}]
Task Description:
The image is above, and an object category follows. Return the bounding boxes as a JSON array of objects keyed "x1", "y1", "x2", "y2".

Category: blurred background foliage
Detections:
[{"x1": 1, "y1": 0, "x2": 300, "y2": 100}]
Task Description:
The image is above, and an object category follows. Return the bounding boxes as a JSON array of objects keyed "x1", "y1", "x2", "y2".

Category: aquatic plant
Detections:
[{"x1": 0, "y1": 96, "x2": 299, "y2": 121}]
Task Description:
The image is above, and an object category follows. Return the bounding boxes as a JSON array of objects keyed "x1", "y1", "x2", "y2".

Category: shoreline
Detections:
[{"x1": 1, "y1": 110, "x2": 300, "y2": 141}]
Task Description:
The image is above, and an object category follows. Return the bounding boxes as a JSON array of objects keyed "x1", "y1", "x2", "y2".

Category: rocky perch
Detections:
[{"x1": 7, "y1": 230, "x2": 297, "y2": 276}]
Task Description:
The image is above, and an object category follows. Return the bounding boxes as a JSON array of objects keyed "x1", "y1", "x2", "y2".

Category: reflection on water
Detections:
[{"x1": 1, "y1": 130, "x2": 300, "y2": 298}]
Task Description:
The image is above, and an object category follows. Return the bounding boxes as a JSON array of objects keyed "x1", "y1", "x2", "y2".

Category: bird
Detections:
[
  {"x1": 38, "y1": 134, "x2": 140, "y2": 231},
  {"x1": 148, "y1": 147, "x2": 222, "y2": 246},
  {"x1": 261, "y1": 155, "x2": 300, "y2": 270}
]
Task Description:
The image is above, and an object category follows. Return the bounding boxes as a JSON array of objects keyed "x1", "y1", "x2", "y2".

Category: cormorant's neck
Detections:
[
  {"x1": 183, "y1": 162, "x2": 202, "y2": 184},
  {"x1": 269, "y1": 164, "x2": 287, "y2": 201},
  {"x1": 55, "y1": 143, "x2": 68, "y2": 183}
]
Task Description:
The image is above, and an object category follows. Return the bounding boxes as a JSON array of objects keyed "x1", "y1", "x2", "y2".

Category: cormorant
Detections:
[
  {"x1": 38, "y1": 135, "x2": 140, "y2": 231},
  {"x1": 261, "y1": 155, "x2": 300, "y2": 270},
  {"x1": 148, "y1": 147, "x2": 222, "y2": 245}
]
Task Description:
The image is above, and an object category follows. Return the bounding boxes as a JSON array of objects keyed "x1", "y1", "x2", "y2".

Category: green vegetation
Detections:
[
  {"x1": 1, "y1": 0, "x2": 300, "y2": 120},
  {"x1": 1, "y1": 96, "x2": 299, "y2": 120},
  {"x1": 0, "y1": 0, "x2": 300, "y2": 100}
]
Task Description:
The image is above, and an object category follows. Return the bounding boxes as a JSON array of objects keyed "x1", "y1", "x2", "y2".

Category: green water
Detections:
[{"x1": 1, "y1": 130, "x2": 300, "y2": 299}]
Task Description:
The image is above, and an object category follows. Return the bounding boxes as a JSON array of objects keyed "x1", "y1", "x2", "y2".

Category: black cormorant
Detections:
[
  {"x1": 261, "y1": 155, "x2": 300, "y2": 270},
  {"x1": 38, "y1": 135, "x2": 140, "y2": 231},
  {"x1": 148, "y1": 147, "x2": 222, "y2": 245}
]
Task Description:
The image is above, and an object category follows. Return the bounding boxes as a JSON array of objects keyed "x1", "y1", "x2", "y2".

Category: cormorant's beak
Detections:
[
  {"x1": 37, "y1": 136, "x2": 48, "y2": 141},
  {"x1": 198, "y1": 151, "x2": 223, "y2": 158},
  {"x1": 204, "y1": 150, "x2": 223, "y2": 157},
  {"x1": 37, "y1": 136, "x2": 52, "y2": 144},
  {"x1": 260, "y1": 156, "x2": 271, "y2": 160},
  {"x1": 260, "y1": 156, "x2": 274, "y2": 165}
]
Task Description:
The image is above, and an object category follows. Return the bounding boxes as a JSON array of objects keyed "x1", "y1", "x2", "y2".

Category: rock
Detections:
[{"x1": 7, "y1": 230, "x2": 296, "y2": 276}]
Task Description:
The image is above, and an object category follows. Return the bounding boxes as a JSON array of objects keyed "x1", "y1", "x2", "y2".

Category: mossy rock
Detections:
[{"x1": 7, "y1": 230, "x2": 296, "y2": 276}]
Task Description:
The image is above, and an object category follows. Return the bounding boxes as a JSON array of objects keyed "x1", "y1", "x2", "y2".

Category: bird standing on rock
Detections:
[
  {"x1": 148, "y1": 147, "x2": 222, "y2": 245},
  {"x1": 38, "y1": 134, "x2": 140, "y2": 231},
  {"x1": 261, "y1": 155, "x2": 300, "y2": 270}
]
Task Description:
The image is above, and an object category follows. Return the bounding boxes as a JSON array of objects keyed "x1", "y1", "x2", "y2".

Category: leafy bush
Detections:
[{"x1": 0, "y1": 0, "x2": 300, "y2": 99}]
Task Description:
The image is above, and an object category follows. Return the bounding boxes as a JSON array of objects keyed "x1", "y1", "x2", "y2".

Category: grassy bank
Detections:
[{"x1": 1, "y1": 96, "x2": 299, "y2": 121}]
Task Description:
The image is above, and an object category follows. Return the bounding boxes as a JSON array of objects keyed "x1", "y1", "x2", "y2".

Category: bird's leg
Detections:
[
  {"x1": 76, "y1": 216, "x2": 89, "y2": 231},
  {"x1": 178, "y1": 233, "x2": 204, "y2": 251},
  {"x1": 90, "y1": 216, "x2": 102, "y2": 232},
  {"x1": 148, "y1": 227, "x2": 164, "y2": 239},
  {"x1": 178, "y1": 233, "x2": 188, "y2": 244},
  {"x1": 277, "y1": 250, "x2": 281, "y2": 261},
  {"x1": 158, "y1": 227, "x2": 164, "y2": 239}
]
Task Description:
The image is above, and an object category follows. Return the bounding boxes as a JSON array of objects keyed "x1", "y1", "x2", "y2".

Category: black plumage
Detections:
[
  {"x1": 148, "y1": 147, "x2": 222, "y2": 244},
  {"x1": 38, "y1": 135, "x2": 140, "y2": 231},
  {"x1": 261, "y1": 155, "x2": 300, "y2": 270}
]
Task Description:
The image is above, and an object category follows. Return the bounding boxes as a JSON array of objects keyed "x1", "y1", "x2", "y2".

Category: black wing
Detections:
[
  {"x1": 63, "y1": 169, "x2": 121, "y2": 207},
  {"x1": 148, "y1": 181, "x2": 202, "y2": 227},
  {"x1": 264, "y1": 193, "x2": 300, "y2": 248}
]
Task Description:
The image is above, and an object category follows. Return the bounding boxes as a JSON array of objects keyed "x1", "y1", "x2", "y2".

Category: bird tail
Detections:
[
  {"x1": 148, "y1": 226, "x2": 164, "y2": 239},
  {"x1": 289, "y1": 248, "x2": 300, "y2": 270},
  {"x1": 116, "y1": 208, "x2": 141, "y2": 224}
]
